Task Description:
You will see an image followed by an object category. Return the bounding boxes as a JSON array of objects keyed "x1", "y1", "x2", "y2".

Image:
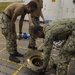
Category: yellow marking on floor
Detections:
[
  {"x1": 52, "y1": 54, "x2": 58, "y2": 56},
  {"x1": 18, "y1": 46, "x2": 31, "y2": 50},
  {"x1": 0, "y1": 41, "x2": 75, "y2": 74},
  {"x1": 0, "y1": 57, "x2": 22, "y2": 66},
  {"x1": 72, "y1": 58, "x2": 75, "y2": 60},
  {"x1": 0, "y1": 41, "x2": 43, "y2": 50},
  {"x1": 13, "y1": 64, "x2": 24, "y2": 75},
  {"x1": 0, "y1": 42, "x2": 31, "y2": 50},
  {"x1": 0, "y1": 42, "x2": 6, "y2": 45},
  {"x1": 38, "y1": 43, "x2": 44, "y2": 50},
  {"x1": 36, "y1": 40, "x2": 43, "y2": 43},
  {"x1": 0, "y1": 42, "x2": 74, "y2": 61},
  {"x1": 54, "y1": 47, "x2": 61, "y2": 50},
  {"x1": 0, "y1": 41, "x2": 43, "y2": 51},
  {"x1": 68, "y1": 63, "x2": 70, "y2": 72},
  {"x1": 0, "y1": 48, "x2": 6, "y2": 52},
  {"x1": 0, "y1": 40, "x2": 18, "y2": 45}
]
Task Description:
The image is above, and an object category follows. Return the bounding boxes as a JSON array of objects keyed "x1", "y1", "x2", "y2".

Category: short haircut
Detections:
[
  {"x1": 27, "y1": 1, "x2": 37, "y2": 9},
  {"x1": 33, "y1": 26, "x2": 43, "y2": 34}
]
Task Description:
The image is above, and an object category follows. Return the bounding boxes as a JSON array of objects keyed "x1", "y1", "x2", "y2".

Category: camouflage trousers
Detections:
[
  {"x1": 56, "y1": 31, "x2": 75, "y2": 75},
  {"x1": 1, "y1": 13, "x2": 17, "y2": 54},
  {"x1": 29, "y1": 17, "x2": 40, "y2": 47}
]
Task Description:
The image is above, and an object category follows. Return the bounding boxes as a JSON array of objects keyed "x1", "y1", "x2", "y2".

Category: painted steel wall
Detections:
[
  {"x1": 42, "y1": 0, "x2": 61, "y2": 21},
  {"x1": 61, "y1": 0, "x2": 75, "y2": 18},
  {"x1": 1, "y1": 0, "x2": 75, "y2": 20},
  {"x1": 0, "y1": 0, "x2": 23, "y2": 2},
  {"x1": 24, "y1": 0, "x2": 61, "y2": 21},
  {"x1": 43, "y1": 0, "x2": 75, "y2": 19}
]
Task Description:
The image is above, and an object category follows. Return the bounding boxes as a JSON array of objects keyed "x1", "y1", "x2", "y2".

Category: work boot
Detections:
[
  {"x1": 28, "y1": 44, "x2": 37, "y2": 49},
  {"x1": 9, "y1": 54, "x2": 20, "y2": 63},
  {"x1": 14, "y1": 51, "x2": 24, "y2": 57}
]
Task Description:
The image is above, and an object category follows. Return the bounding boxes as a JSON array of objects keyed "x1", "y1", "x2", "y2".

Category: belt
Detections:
[{"x1": 2, "y1": 12, "x2": 11, "y2": 20}]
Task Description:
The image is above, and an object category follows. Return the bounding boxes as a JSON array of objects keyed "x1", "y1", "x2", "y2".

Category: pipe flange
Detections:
[{"x1": 23, "y1": 50, "x2": 44, "y2": 73}]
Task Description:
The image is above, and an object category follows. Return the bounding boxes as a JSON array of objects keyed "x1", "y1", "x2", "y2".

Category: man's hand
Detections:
[
  {"x1": 18, "y1": 33, "x2": 22, "y2": 40},
  {"x1": 30, "y1": 22, "x2": 34, "y2": 28},
  {"x1": 42, "y1": 20, "x2": 46, "y2": 24}
]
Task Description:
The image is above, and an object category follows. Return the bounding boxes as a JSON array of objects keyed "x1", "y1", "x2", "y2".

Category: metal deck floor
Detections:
[{"x1": 0, "y1": 18, "x2": 75, "y2": 75}]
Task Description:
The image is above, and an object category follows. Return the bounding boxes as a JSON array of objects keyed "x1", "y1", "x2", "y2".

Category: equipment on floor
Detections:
[
  {"x1": 22, "y1": 33, "x2": 30, "y2": 39},
  {"x1": 17, "y1": 33, "x2": 30, "y2": 39},
  {"x1": 23, "y1": 50, "x2": 44, "y2": 73}
]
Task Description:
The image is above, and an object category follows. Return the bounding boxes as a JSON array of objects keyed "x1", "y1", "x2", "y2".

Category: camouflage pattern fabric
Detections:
[
  {"x1": 56, "y1": 30, "x2": 75, "y2": 75},
  {"x1": 1, "y1": 13, "x2": 17, "y2": 54},
  {"x1": 43, "y1": 18, "x2": 75, "y2": 75},
  {"x1": 29, "y1": 17, "x2": 40, "y2": 47},
  {"x1": 29, "y1": 0, "x2": 43, "y2": 47}
]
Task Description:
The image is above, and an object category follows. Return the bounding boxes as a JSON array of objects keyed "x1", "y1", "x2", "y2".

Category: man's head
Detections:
[
  {"x1": 33, "y1": 26, "x2": 45, "y2": 39},
  {"x1": 26, "y1": 1, "x2": 37, "y2": 13}
]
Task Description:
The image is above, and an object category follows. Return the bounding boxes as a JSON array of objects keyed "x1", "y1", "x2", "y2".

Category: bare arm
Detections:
[
  {"x1": 19, "y1": 14, "x2": 25, "y2": 34},
  {"x1": 40, "y1": 10, "x2": 46, "y2": 24},
  {"x1": 18, "y1": 14, "x2": 25, "y2": 40},
  {"x1": 10, "y1": 13, "x2": 17, "y2": 34},
  {"x1": 28, "y1": 14, "x2": 32, "y2": 23},
  {"x1": 28, "y1": 14, "x2": 34, "y2": 28}
]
